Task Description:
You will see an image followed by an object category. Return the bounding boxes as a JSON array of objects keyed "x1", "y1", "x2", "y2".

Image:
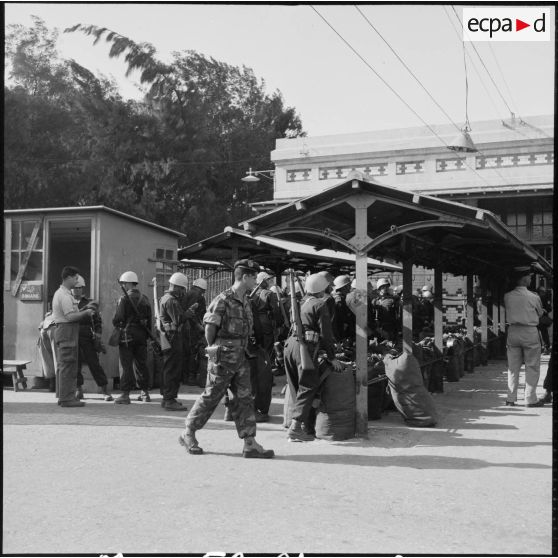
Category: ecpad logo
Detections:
[{"x1": 463, "y1": 8, "x2": 551, "y2": 41}]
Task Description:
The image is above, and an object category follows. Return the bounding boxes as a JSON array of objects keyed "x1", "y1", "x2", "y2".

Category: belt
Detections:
[{"x1": 509, "y1": 323, "x2": 537, "y2": 327}]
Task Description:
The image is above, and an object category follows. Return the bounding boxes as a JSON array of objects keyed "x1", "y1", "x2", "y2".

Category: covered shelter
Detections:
[
  {"x1": 239, "y1": 174, "x2": 553, "y2": 436},
  {"x1": 178, "y1": 226, "x2": 402, "y2": 277}
]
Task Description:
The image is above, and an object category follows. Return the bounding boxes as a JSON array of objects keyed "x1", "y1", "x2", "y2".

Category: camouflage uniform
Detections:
[{"x1": 185, "y1": 286, "x2": 257, "y2": 439}]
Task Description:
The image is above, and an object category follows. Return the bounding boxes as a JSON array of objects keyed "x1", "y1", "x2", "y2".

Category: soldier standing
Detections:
[
  {"x1": 179, "y1": 259, "x2": 274, "y2": 458},
  {"x1": 181, "y1": 278, "x2": 207, "y2": 386},
  {"x1": 159, "y1": 272, "x2": 191, "y2": 411},
  {"x1": 371, "y1": 278, "x2": 400, "y2": 342},
  {"x1": 113, "y1": 271, "x2": 152, "y2": 404},
  {"x1": 332, "y1": 274, "x2": 355, "y2": 343}
]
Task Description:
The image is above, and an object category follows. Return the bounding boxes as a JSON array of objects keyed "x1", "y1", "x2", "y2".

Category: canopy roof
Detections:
[
  {"x1": 239, "y1": 177, "x2": 553, "y2": 279},
  {"x1": 179, "y1": 227, "x2": 401, "y2": 274}
]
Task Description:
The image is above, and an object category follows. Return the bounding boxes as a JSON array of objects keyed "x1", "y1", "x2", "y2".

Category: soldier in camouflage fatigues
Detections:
[{"x1": 179, "y1": 259, "x2": 275, "y2": 459}]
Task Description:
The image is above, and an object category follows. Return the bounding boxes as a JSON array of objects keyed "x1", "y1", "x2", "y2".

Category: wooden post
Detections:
[
  {"x1": 480, "y1": 280, "x2": 488, "y2": 362},
  {"x1": 434, "y1": 265, "x2": 443, "y2": 355},
  {"x1": 402, "y1": 259, "x2": 414, "y2": 354},
  {"x1": 466, "y1": 274, "x2": 475, "y2": 373}
]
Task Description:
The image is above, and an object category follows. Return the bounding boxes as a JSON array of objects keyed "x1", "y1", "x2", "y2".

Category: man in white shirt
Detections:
[
  {"x1": 504, "y1": 266, "x2": 545, "y2": 407},
  {"x1": 51, "y1": 266, "x2": 95, "y2": 407}
]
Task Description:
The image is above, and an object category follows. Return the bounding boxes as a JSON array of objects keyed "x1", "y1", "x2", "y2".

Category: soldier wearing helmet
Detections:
[
  {"x1": 180, "y1": 259, "x2": 274, "y2": 458},
  {"x1": 370, "y1": 277, "x2": 400, "y2": 341},
  {"x1": 158, "y1": 272, "x2": 191, "y2": 411},
  {"x1": 249, "y1": 270, "x2": 280, "y2": 422},
  {"x1": 70, "y1": 275, "x2": 113, "y2": 402},
  {"x1": 284, "y1": 273, "x2": 343, "y2": 442},
  {"x1": 181, "y1": 277, "x2": 208, "y2": 386},
  {"x1": 112, "y1": 270, "x2": 152, "y2": 405},
  {"x1": 332, "y1": 274, "x2": 355, "y2": 342}
]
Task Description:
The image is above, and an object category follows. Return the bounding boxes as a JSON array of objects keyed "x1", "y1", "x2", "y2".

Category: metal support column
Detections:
[
  {"x1": 480, "y1": 281, "x2": 488, "y2": 363},
  {"x1": 402, "y1": 259, "x2": 414, "y2": 354},
  {"x1": 434, "y1": 266, "x2": 443, "y2": 355},
  {"x1": 466, "y1": 274, "x2": 475, "y2": 373}
]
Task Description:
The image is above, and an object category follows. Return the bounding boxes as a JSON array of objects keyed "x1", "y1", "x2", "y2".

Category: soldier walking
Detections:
[{"x1": 179, "y1": 259, "x2": 274, "y2": 458}]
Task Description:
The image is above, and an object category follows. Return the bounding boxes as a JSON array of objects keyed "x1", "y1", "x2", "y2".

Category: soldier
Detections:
[
  {"x1": 113, "y1": 271, "x2": 152, "y2": 404},
  {"x1": 318, "y1": 271, "x2": 336, "y2": 326},
  {"x1": 371, "y1": 278, "x2": 399, "y2": 341},
  {"x1": 284, "y1": 273, "x2": 343, "y2": 442},
  {"x1": 178, "y1": 259, "x2": 274, "y2": 458},
  {"x1": 332, "y1": 274, "x2": 355, "y2": 343},
  {"x1": 182, "y1": 278, "x2": 208, "y2": 385},
  {"x1": 251, "y1": 271, "x2": 281, "y2": 358},
  {"x1": 71, "y1": 275, "x2": 113, "y2": 401},
  {"x1": 159, "y1": 272, "x2": 191, "y2": 411}
]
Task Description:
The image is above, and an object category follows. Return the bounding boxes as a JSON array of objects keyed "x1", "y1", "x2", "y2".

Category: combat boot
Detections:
[
  {"x1": 101, "y1": 386, "x2": 113, "y2": 401},
  {"x1": 287, "y1": 419, "x2": 315, "y2": 442},
  {"x1": 137, "y1": 390, "x2": 151, "y2": 402},
  {"x1": 165, "y1": 399, "x2": 188, "y2": 411},
  {"x1": 242, "y1": 437, "x2": 275, "y2": 459},
  {"x1": 75, "y1": 387, "x2": 84, "y2": 400},
  {"x1": 114, "y1": 392, "x2": 131, "y2": 405},
  {"x1": 255, "y1": 410, "x2": 270, "y2": 423},
  {"x1": 178, "y1": 429, "x2": 203, "y2": 454}
]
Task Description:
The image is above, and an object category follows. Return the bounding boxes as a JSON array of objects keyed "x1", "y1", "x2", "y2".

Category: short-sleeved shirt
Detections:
[
  {"x1": 51, "y1": 285, "x2": 78, "y2": 324},
  {"x1": 504, "y1": 286, "x2": 543, "y2": 326},
  {"x1": 203, "y1": 287, "x2": 253, "y2": 342}
]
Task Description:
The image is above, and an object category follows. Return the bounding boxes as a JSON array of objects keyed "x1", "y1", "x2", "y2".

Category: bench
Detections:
[{"x1": 2, "y1": 360, "x2": 30, "y2": 391}]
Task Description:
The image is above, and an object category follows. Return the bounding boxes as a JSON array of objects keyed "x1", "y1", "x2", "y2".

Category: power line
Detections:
[
  {"x1": 486, "y1": 42, "x2": 519, "y2": 116},
  {"x1": 311, "y1": 5, "x2": 505, "y2": 189}
]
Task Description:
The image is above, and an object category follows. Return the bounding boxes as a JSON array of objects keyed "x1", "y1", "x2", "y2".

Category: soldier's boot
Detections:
[
  {"x1": 165, "y1": 399, "x2": 188, "y2": 411},
  {"x1": 137, "y1": 390, "x2": 151, "y2": 402},
  {"x1": 178, "y1": 429, "x2": 203, "y2": 455},
  {"x1": 242, "y1": 437, "x2": 275, "y2": 459},
  {"x1": 223, "y1": 405, "x2": 234, "y2": 421},
  {"x1": 287, "y1": 419, "x2": 315, "y2": 442},
  {"x1": 75, "y1": 387, "x2": 84, "y2": 400},
  {"x1": 114, "y1": 391, "x2": 131, "y2": 405},
  {"x1": 101, "y1": 385, "x2": 114, "y2": 402},
  {"x1": 255, "y1": 410, "x2": 270, "y2": 423}
]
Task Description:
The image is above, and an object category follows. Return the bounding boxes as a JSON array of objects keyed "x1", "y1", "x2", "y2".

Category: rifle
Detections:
[
  {"x1": 120, "y1": 283, "x2": 163, "y2": 357},
  {"x1": 152, "y1": 277, "x2": 171, "y2": 352},
  {"x1": 288, "y1": 270, "x2": 315, "y2": 371}
]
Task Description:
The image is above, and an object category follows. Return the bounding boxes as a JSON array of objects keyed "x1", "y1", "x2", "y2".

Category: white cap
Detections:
[
  {"x1": 119, "y1": 271, "x2": 138, "y2": 283},
  {"x1": 193, "y1": 278, "x2": 207, "y2": 290},
  {"x1": 169, "y1": 272, "x2": 189, "y2": 289},
  {"x1": 333, "y1": 275, "x2": 351, "y2": 289}
]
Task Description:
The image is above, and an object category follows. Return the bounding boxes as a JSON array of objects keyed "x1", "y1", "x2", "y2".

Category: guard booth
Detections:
[{"x1": 3, "y1": 206, "x2": 184, "y2": 387}]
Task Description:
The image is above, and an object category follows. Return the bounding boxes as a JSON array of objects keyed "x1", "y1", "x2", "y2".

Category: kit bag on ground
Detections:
[
  {"x1": 383, "y1": 351, "x2": 438, "y2": 427},
  {"x1": 315, "y1": 361, "x2": 355, "y2": 440}
]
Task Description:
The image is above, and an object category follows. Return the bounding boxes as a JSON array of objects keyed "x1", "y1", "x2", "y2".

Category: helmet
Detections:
[
  {"x1": 119, "y1": 271, "x2": 138, "y2": 283},
  {"x1": 333, "y1": 274, "x2": 351, "y2": 290},
  {"x1": 318, "y1": 271, "x2": 334, "y2": 284},
  {"x1": 376, "y1": 278, "x2": 391, "y2": 289},
  {"x1": 422, "y1": 290, "x2": 433, "y2": 299},
  {"x1": 193, "y1": 278, "x2": 207, "y2": 290},
  {"x1": 422, "y1": 283, "x2": 433, "y2": 292},
  {"x1": 270, "y1": 285, "x2": 283, "y2": 296},
  {"x1": 169, "y1": 272, "x2": 189, "y2": 289},
  {"x1": 256, "y1": 271, "x2": 273, "y2": 283},
  {"x1": 351, "y1": 278, "x2": 357, "y2": 289},
  {"x1": 74, "y1": 275, "x2": 86, "y2": 288},
  {"x1": 305, "y1": 273, "x2": 330, "y2": 294}
]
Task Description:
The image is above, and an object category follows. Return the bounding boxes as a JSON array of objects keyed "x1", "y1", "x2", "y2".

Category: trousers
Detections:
[
  {"x1": 118, "y1": 339, "x2": 149, "y2": 392},
  {"x1": 38, "y1": 326, "x2": 56, "y2": 378},
  {"x1": 185, "y1": 359, "x2": 256, "y2": 439},
  {"x1": 506, "y1": 325, "x2": 541, "y2": 405},
  {"x1": 77, "y1": 337, "x2": 109, "y2": 388},
  {"x1": 53, "y1": 323, "x2": 79, "y2": 402},
  {"x1": 283, "y1": 336, "x2": 320, "y2": 425},
  {"x1": 162, "y1": 333, "x2": 183, "y2": 400}
]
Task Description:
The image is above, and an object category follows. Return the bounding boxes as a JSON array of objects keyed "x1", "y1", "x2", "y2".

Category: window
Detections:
[
  {"x1": 10, "y1": 219, "x2": 44, "y2": 283},
  {"x1": 531, "y1": 199, "x2": 553, "y2": 242},
  {"x1": 155, "y1": 260, "x2": 177, "y2": 301}
]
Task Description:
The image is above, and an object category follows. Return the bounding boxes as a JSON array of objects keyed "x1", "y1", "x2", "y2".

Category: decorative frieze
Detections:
[
  {"x1": 476, "y1": 151, "x2": 554, "y2": 169},
  {"x1": 318, "y1": 163, "x2": 387, "y2": 180},
  {"x1": 436, "y1": 158, "x2": 466, "y2": 172},
  {"x1": 396, "y1": 161, "x2": 424, "y2": 175},
  {"x1": 286, "y1": 169, "x2": 312, "y2": 182}
]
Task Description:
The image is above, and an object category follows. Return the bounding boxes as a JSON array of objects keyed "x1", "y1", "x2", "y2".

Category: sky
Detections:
[{"x1": 5, "y1": 3, "x2": 555, "y2": 137}]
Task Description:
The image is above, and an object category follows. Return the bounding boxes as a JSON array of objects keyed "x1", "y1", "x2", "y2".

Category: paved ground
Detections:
[{"x1": 2, "y1": 356, "x2": 552, "y2": 556}]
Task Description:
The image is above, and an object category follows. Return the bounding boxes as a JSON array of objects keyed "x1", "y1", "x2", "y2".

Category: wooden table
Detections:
[{"x1": 2, "y1": 360, "x2": 30, "y2": 391}]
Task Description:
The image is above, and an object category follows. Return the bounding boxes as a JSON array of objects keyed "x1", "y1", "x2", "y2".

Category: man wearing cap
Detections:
[
  {"x1": 179, "y1": 259, "x2": 274, "y2": 458},
  {"x1": 332, "y1": 274, "x2": 355, "y2": 342},
  {"x1": 71, "y1": 275, "x2": 113, "y2": 401},
  {"x1": 160, "y1": 272, "x2": 192, "y2": 411},
  {"x1": 504, "y1": 266, "x2": 545, "y2": 407},
  {"x1": 182, "y1": 278, "x2": 208, "y2": 386},
  {"x1": 112, "y1": 271, "x2": 152, "y2": 405},
  {"x1": 371, "y1": 278, "x2": 399, "y2": 341},
  {"x1": 51, "y1": 266, "x2": 96, "y2": 407},
  {"x1": 284, "y1": 273, "x2": 343, "y2": 442}
]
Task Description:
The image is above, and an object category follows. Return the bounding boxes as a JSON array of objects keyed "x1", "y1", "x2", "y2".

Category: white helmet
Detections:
[
  {"x1": 351, "y1": 278, "x2": 357, "y2": 289},
  {"x1": 376, "y1": 278, "x2": 391, "y2": 289},
  {"x1": 305, "y1": 273, "x2": 330, "y2": 294},
  {"x1": 119, "y1": 271, "x2": 138, "y2": 283},
  {"x1": 333, "y1": 275, "x2": 351, "y2": 290},
  {"x1": 422, "y1": 290, "x2": 433, "y2": 299},
  {"x1": 318, "y1": 270, "x2": 334, "y2": 284},
  {"x1": 422, "y1": 283, "x2": 433, "y2": 292},
  {"x1": 193, "y1": 278, "x2": 207, "y2": 290},
  {"x1": 74, "y1": 275, "x2": 86, "y2": 288},
  {"x1": 257, "y1": 271, "x2": 273, "y2": 283},
  {"x1": 169, "y1": 272, "x2": 189, "y2": 289}
]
